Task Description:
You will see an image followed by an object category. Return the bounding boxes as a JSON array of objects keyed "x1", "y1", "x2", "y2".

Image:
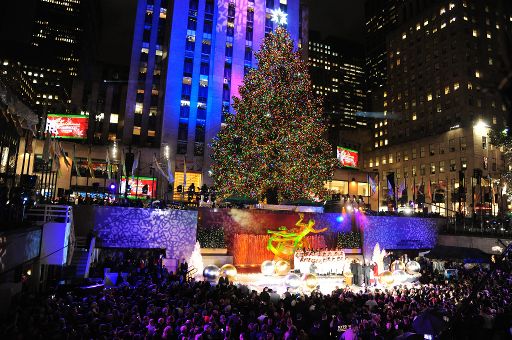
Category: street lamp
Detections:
[{"x1": 473, "y1": 120, "x2": 489, "y2": 135}]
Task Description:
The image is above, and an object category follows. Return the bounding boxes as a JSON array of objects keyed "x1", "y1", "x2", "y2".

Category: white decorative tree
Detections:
[
  {"x1": 187, "y1": 241, "x2": 204, "y2": 279},
  {"x1": 372, "y1": 243, "x2": 386, "y2": 274}
]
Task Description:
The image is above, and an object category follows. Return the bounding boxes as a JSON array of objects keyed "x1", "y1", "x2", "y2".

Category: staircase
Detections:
[{"x1": 69, "y1": 236, "x2": 95, "y2": 278}]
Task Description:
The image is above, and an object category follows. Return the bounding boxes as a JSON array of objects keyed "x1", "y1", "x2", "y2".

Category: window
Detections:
[
  {"x1": 439, "y1": 161, "x2": 445, "y2": 173},
  {"x1": 475, "y1": 70, "x2": 481, "y2": 78},
  {"x1": 412, "y1": 165, "x2": 417, "y2": 176},
  {"x1": 460, "y1": 137, "x2": 467, "y2": 151},
  {"x1": 412, "y1": 148, "x2": 417, "y2": 159},
  {"x1": 389, "y1": 154, "x2": 394, "y2": 164},
  {"x1": 450, "y1": 159, "x2": 456, "y2": 171},
  {"x1": 427, "y1": 93, "x2": 433, "y2": 101},
  {"x1": 439, "y1": 143, "x2": 446, "y2": 154},
  {"x1": 420, "y1": 146, "x2": 425, "y2": 158},
  {"x1": 454, "y1": 82, "x2": 459, "y2": 90},
  {"x1": 430, "y1": 162, "x2": 436, "y2": 174},
  {"x1": 449, "y1": 139, "x2": 456, "y2": 152},
  {"x1": 404, "y1": 151, "x2": 409, "y2": 161},
  {"x1": 482, "y1": 136, "x2": 487, "y2": 149},
  {"x1": 429, "y1": 144, "x2": 435, "y2": 156},
  {"x1": 420, "y1": 164, "x2": 426, "y2": 176},
  {"x1": 412, "y1": 112, "x2": 417, "y2": 120},
  {"x1": 396, "y1": 152, "x2": 401, "y2": 162}
]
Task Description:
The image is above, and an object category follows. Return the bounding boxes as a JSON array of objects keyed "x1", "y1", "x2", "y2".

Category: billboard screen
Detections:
[
  {"x1": 337, "y1": 146, "x2": 358, "y2": 168},
  {"x1": 120, "y1": 176, "x2": 156, "y2": 199},
  {"x1": 46, "y1": 114, "x2": 88, "y2": 139}
]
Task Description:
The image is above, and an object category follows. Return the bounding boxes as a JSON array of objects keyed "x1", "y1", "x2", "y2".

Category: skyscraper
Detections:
[
  {"x1": 165, "y1": 0, "x2": 306, "y2": 187},
  {"x1": 363, "y1": 0, "x2": 512, "y2": 216},
  {"x1": 308, "y1": 32, "x2": 366, "y2": 141}
]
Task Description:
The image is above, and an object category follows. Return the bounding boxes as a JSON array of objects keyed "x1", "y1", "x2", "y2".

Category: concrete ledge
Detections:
[{"x1": 438, "y1": 234, "x2": 512, "y2": 254}]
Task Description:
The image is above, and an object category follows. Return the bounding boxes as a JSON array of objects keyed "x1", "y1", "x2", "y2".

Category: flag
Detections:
[
  {"x1": 153, "y1": 154, "x2": 169, "y2": 182},
  {"x1": 398, "y1": 180, "x2": 406, "y2": 198},
  {"x1": 387, "y1": 179, "x2": 394, "y2": 198},
  {"x1": 368, "y1": 174, "x2": 377, "y2": 195},
  {"x1": 87, "y1": 146, "x2": 95, "y2": 178},
  {"x1": 42, "y1": 132, "x2": 51, "y2": 163},
  {"x1": 386, "y1": 173, "x2": 395, "y2": 198},
  {"x1": 60, "y1": 142, "x2": 70, "y2": 168},
  {"x1": 72, "y1": 144, "x2": 81, "y2": 177},
  {"x1": 106, "y1": 147, "x2": 111, "y2": 179},
  {"x1": 132, "y1": 150, "x2": 140, "y2": 179}
]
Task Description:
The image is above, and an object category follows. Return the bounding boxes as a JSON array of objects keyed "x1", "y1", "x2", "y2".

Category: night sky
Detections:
[{"x1": 98, "y1": 1, "x2": 364, "y2": 65}]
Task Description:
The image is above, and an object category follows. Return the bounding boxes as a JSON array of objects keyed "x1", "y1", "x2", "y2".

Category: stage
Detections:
[{"x1": 222, "y1": 272, "x2": 422, "y2": 295}]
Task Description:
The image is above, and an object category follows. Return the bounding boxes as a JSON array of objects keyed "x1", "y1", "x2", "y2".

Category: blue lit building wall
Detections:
[{"x1": 162, "y1": 0, "x2": 304, "y2": 185}]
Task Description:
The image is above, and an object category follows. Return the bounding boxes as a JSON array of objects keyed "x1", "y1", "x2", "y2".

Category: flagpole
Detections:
[{"x1": 377, "y1": 172, "x2": 380, "y2": 212}]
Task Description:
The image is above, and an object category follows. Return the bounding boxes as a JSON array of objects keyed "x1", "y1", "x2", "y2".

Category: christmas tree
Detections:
[{"x1": 211, "y1": 27, "x2": 336, "y2": 203}]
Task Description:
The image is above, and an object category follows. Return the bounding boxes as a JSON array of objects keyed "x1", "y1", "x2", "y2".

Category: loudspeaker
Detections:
[{"x1": 20, "y1": 174, "x2": 37, "y2": 189}]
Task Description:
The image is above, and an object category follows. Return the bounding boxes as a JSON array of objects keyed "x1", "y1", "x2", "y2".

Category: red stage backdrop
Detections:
[{"x1": 232, "y1": 234, "x2": 326, "y2": 266}]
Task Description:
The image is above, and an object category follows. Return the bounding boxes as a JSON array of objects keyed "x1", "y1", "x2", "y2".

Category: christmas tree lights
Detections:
[{"x1": 211, "y1": 27, "x2": 336, "y2": 202}]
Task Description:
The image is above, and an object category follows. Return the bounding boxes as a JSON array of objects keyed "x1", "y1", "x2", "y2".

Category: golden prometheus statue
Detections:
[{"x1": 267, "y1": 213, "x2": 327, "y2": 260}]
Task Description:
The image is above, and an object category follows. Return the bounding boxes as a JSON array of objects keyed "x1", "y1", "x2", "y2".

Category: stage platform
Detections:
[{"x1": 229, "y1": 272, "x2": 421, "y2": 295}]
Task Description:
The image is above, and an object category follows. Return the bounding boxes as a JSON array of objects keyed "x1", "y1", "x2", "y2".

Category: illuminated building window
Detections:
[
  {"x1": 486, "y1": 32, "x2": 491, "y2": 39},
  {"x1": 449, "y1": 17, "x2": 456, "y2": 23},
  {"x1": 384, "y1": 139, "x2": 388, "y2": 145},
  {"x1": 110, "y1": 114, "x2": 119, "y2": 124},
  {"x1": 468, "y1": 82, "x2": 473, "y2": 89},
  {"x1": 412, "y1": 113, "x2": 417, "y2": 120},
  {"x1": 427, "y1": 93, "x2": 433, "y2": 101},
  {"x1": 402, "y1": 33, "x2": 407, "y2": 40},
  {"x1": 440, "y1": 7, "x2": 446, "y2": 15},
  {"x1": 489, "y1": 58, "x2": 493, "y2": 65},
  {"x1": 475, "y1": 70, "x2": 481, "y2": 78},
  {"x1": 133, "y1": 126, "x2": 141, "y2": 135},
  {"x1": 441, "y1": 22, "x2": 446, "y2": 29},
  {"x1": 454, "y1": 82, "x2": 459, "y2": 90},
  {"x1": 416, "y1": 23, "x2": 421, "y2": 30},
  {"x1": 449, "y1": 3, "x2": 455, "y2": 10},
  {"x1": 135, "y1": 103, "x2": 143, "y2": 113},
  {"x1": 472, "y1": 29, "x2": 478, "y2": 37},
  {"x1": 445, "y1": 86, "x2": 450, "y2": 95},
  {"x1": 424, "y1": 20, "x2": 429, "y2": 26}
]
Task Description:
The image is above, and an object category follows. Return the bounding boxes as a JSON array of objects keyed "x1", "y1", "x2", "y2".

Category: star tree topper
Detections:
[{"x1": 270, "y1": 8, "x2": 288, "y2": 25}]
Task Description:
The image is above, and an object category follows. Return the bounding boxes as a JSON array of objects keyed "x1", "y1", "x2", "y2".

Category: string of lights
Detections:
[{"x1": 211, "y1": 27, "x2": 336, "y2": 202}]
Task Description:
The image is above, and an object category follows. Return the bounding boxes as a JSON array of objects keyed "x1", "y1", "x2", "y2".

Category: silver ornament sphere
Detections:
[
  {"x1": 405, "y1": 261, "x2": 421, "y2": 275},
  {"x1": 203, "y1": 265, "x2": 220, "y2": 282},
  {"x1": 261, "y1": 260, "x2": 275, "y2": 276},
  {"x1": 284, "y1": 273, "x2": 301, "y2": 289}
]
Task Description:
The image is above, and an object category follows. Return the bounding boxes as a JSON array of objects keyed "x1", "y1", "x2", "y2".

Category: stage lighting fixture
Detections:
[{"x1": 109, "y1": 183, "x2": 116, "y2": 190}]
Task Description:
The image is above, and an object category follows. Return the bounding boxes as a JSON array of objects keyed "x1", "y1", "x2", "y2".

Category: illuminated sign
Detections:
[
  {"x1": 336, "y1": 146, "x2": 359, "y2": 168},
  {"x1": 46, "y1": 114, "x2": 88, "y2": 139},
  {"x1": 120, "y1": 176, "x2": 156, "y2": 199}
]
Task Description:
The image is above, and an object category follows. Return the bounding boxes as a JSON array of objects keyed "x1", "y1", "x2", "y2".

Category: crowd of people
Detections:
[{"x1": 2, "y1": 251, "x2": 511, "y2": 339}]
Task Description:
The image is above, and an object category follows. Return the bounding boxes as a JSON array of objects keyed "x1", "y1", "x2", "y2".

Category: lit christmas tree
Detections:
[
  {"x1": 211, "y1": 27, "x2": 336, "y2": 203},
  {"x1": 187, "y1": 241, "x2": 204, "y2": 280}
]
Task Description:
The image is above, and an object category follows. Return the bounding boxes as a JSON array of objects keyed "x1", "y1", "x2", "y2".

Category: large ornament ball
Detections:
[
  {"x1": 261, "y1": 260, "x2": 275, "y2": 276},
  {"x1": 220, "y1": 264, "x2": 238, "y2": 281},
  {"x1": 392, "y1": 270, "x2": 407, "y2": 283},
  {"x1": 203, "y1": 265, "x2": 220, "y2": 282},
  {"x1": 405, "y1": 261, "x2": 421, "y2": 275},
  {"x1": 379, "y1": 270, "x2": 394, "y2": 285},
  {"x1": 284, "y1": 273, "x2": 301, "y2": 289},
  {"x1": 303, "y1": 273, "x2": 319, "y2": 289},
  {"x1": 274, "y1": 260, "x2": 291, "y2": 276}
]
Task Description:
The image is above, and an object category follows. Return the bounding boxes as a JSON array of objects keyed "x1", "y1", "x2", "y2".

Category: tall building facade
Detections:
[
  {"x1": 363, "y1": 0, "x2": 512, "y2": 216},
  {"x1": 308, "y1": 32, "x2": 366, "y2": 143},
  {"x1": 154, "y1": 0, "x2": 306, "y2": 186},
  {"x1": 123, "y1": 0, "x2": 171, "y2": 147}
]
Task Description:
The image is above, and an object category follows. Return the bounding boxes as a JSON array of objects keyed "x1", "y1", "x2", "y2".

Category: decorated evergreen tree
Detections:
[{"x1": 211, "y1": 27, "x2": 336, "y2": 203}]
